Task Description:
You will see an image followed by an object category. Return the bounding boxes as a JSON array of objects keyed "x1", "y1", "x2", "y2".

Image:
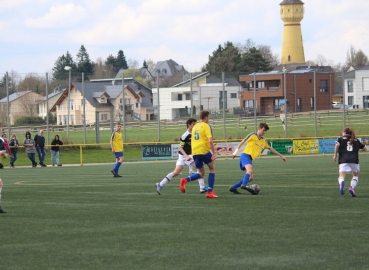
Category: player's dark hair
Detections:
[
  {"x1": 186, "y1": 118, "x2": 197, "y2": 127},
  {"x1": 344, "y1": 127, "x2": 355, "y2": 144},
  {"x1": 199, "y1": 110, "x2": 210, "y2": 120},
  {"x1": 25, "y1": 131, "x2": 31, "y2": 138},
  {"x1": 259, "y1": 123, "x2": 269, "y2": 131}
]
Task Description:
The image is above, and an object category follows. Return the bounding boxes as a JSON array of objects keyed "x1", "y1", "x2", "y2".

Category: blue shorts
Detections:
[
  {"x1": 193, "y1": 152, "x2": 213, "y2": 169},
  {"x1": 114, "y1": 152, "x2": 124, "y2": 158},
  {"x1": 240, "y1": 153, "x2": 252, "y2": 171}
]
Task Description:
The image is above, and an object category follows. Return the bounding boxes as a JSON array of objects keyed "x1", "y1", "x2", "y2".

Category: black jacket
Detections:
[
  {"x1": 9, "y1": 139, "x2": 19, "y2": 153},
  {"x1": 51, "y1": 139, "x2": 63, "y2": 152},
  {"x1": 34, "y1": 134, "x2": 45, "y2": 148}
]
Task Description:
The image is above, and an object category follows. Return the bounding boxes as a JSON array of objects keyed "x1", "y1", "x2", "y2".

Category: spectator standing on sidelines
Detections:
[
  {"x1": 333, "y1": 127, "x2": 366, "y2": 197},
  {"x1": 9, "y1": 134, "x2": 19, "y2": 168},
  {"x1": 34, "y1": 129, "x2": 46, "y2": 167},
  {"x1": 156, "y1": 118, "x2": 207, "y2": 195},
  {"x1": 229, "y1": 123, "x2": 286, "y2": 195},
  {"x1": 180, "y1": 110, "x2": 218, "y2": 198},
  {"x1": 110, "y1": 123, "x2": 124, "y2": 177},
  {"x1": 23, "y1": 132, "x2": 37, "y2": 167},
  {"x1": 1, "y1": 134, "x2": 12, "y2": 158},
  {"x1": 50, "y1": 135, "x2": 63, "y2": 166}
]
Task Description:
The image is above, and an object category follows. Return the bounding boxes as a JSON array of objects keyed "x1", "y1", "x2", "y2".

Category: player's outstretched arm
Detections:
[{"x1": 270, "y1": 147, "x2": 286, "y2": 162}]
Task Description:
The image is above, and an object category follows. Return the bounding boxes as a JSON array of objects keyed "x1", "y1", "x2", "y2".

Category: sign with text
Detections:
[
  {"x1": 293, "y1": 139, "x2": 319, "y2": 155},
  {"x1": 142, "y1": 144, "x2": 172, "y2": 160},
  {"x1": 318, "y1": 139, "x2": 336, "y2": 153},
  {"x1": 269, "y1": 140, "x2": 293, "y2": 155}
]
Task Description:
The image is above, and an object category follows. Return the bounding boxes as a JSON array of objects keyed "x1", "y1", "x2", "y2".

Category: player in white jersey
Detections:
[{"x1": 155, "y1": 118, "x2": 207, "y2": 194}]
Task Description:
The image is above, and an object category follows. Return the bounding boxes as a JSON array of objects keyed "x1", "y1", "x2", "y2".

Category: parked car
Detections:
[{"x1": 332, "y1": 102, "x2": 343, "y2": 109}]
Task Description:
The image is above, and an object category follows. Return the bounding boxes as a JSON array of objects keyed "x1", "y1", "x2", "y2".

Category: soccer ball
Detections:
[{"x1": 250, "y1": 184, "x2": 260, "y2": 195}]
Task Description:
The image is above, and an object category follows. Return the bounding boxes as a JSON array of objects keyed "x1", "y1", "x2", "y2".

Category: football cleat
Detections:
[
  {"x1": 111, "y1": 170, "x2": 118, "y2": 177},
  {"x1": 0, "y1": 207, "x2": 7, "y2": 214},
  {"x1": 349, "y1": 187, "x2": 356, "y2": 197},
  {"x1": 340, "y1": 181, "x2": 345, "y2": 195},
  {"x1": 229, "y1": 187, "x2": 242, "y2": 194},
  {"x1": 240, "y1": 185, "x2": 256, "y2": 195},
  {"x1": 180, "y1": 178, "x2": 188, "y2": 193},
  {"x1": 156, "y1": 183, "x2": 162, "y2": 195},
  {"x1": 200, "y1": 185, "x2": 209, "y2": 194},
  {"x1": 206, "y1": 191, "x2": 218, "y2": 198}
]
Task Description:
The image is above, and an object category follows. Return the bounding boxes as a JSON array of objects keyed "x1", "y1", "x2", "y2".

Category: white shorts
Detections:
[
  {"x1": 339, "y1": 163, "x2": 360, "y2": 173},
  {"x1": 176, "y1": 154, "x2": 194, "y2": 167}
]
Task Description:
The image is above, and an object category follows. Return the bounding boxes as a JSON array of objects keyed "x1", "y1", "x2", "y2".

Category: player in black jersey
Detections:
[
  {"x1": 333, "y1": 127, "x2": 366, "y2": 197},
  {"x1": 156, "y1": 118, "x2": 207, "y2": 195}
]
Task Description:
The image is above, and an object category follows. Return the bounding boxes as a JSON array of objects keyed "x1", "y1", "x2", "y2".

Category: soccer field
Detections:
[{"x1": 1, "y1": 154, "x2": 369, "y2": 269}]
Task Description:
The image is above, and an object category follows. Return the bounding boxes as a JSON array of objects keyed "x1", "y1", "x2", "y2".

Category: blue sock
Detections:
[
  {"x1": 242, "y1": 173, "x2": 250, "y2": 186},
  {"x1": 207, "y1": 173, "x2": 215, "y2": 191},
  {"x1": 114, "y1": 162, "x2": 121, "y2": 173},
  {"x1": 231, "y1": 180, "x2": 243, "y2": 189},
  {"x1": 188, "y1": 173, "x2": 201, "y2": 181}
]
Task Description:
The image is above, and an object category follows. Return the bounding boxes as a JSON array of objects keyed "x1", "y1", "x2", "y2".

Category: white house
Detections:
[
  {"x1": 152, "y1": 72, "x2": 243, "y2": 120},
  {"x1": 38, "y1": 86, "x2": 64, "y2": 119},
  {"x1": 343, "y1": 65, "x2": 369, "y2": 108}
]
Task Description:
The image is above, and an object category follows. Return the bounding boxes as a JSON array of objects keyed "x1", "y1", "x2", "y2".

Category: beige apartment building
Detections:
[
  {"x1": 50, "y1": 78, "x2": 154, "y2": 126},
  {"x1": 0, "y1": 90, "x2": 44, "y2": 125}
]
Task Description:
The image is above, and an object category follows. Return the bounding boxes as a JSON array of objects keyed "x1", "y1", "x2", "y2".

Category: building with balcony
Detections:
[
  {"x1": 152, "y1": 72, "x2": 242, "y2": 120},
  {"x1": 239, "y1": 66, "x2": 335, "y2": 115}
]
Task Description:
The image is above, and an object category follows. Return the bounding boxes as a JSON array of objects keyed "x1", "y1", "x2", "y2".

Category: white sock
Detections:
[
  {"x1": 189, "y1": 166, "x2": 195, "y2": 173},
  {"x1": 160, "y1": 172, "x2": 174, "y2": 187},
  {"x1": 0, "y1": 188, "x2": 2, "y2": 202},
  {"x1": 198, "y1": 178, "x2": 205, "y2": 190},
  {"x1": 338, "y1": 177, "x2": 344, "y2": 185},
  {"x1": 351, "y1": 177, "x2": 358, "y2": 189}
]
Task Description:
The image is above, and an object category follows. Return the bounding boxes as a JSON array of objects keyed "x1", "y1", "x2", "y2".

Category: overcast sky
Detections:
[{"x1": 1, "y1": 0, "x2": 368, "y2": 75}]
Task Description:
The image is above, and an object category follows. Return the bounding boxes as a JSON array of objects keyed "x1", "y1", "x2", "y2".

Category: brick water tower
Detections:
[{"x1": 280, "y1": 0, "x2": 306, "y2": 65}]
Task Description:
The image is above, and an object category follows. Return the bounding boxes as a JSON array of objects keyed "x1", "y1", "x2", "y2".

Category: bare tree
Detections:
[
  {"x1": 18, "y1": 94, "x2": 39, "y2": 117},
  {"x1": 345, "y1": 45, "x2": 369, "y2": 70},
  {"x1": 17, "y1": 73, "x2": 46, "y2": 95}
]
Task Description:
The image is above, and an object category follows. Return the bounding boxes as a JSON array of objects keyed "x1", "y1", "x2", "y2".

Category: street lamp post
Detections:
[
  {"x1": 64, "y1": 66, "x2": 72, "y2": 139},
  {"x1": 283, "y1": 67, "x2": 288, "y2": 138}
]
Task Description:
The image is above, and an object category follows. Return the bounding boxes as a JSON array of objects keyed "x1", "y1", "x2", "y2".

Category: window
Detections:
[
  {"x1": 59, "y1": 115, "x2": 62, "y2": 125},
  {"x1": 310, "y1": 97, "x2": 314, "y2": 110},
  {"x1": 257, "y1": 81, "x2": 265, "y2": 88},
  {"x1": 363, "y1": 78, "x2": 369, "y2": 91},
  {"x1": 347, "y1": 80, "x2": 353, "y2": 93},
  {"x1": 319, "y1": 80, "x2": 328, "y2": 92},
  {"x1": 274, "y1": 99, "x2": 283, "y2": 111},
  {"x1": 348, "y1": 96, "x2": 353, "y2": 105},
  {"x1": 100, "y1": 97, "x2": 106, "y2": 103},
  {"x1": 81, "y1": 99, "x2": 86, "y2": 106},
  {"x1": 297, "y1": 98, "x2": 302, "y2": 112},
  {"x1": 363, "y1": 96, "x2": 369, "y2": 108},
  {"x1": 230, "y1": 93, "x2": 237, "y2": 98},
  {"x1": 309, "y1": 79, "x2": 312, "y2": 83},
  {"x1": 288, "y1": 55, "x2": 291, "y2": 62},
  {"x1": 185, "y1": 93, "x2": 191, "y2": 100},
  {"x1": 101, "y1": 114, "x2": 108, "y2": 121},
  {"x1": 244, "y1": 100, "x2": 254, "y2": 109},
  {"x1": 136, "y1": 102, "x2": 140, "y2": 108},
  {"x1": 178, "y1": 94, "x2": 183, "y2": 101}
]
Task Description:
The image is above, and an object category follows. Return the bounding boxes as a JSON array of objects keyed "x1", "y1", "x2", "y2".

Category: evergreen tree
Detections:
[
  {"x1": 142, "y1": 60, "x2": 148, "y2": 69},
  {"x1": 76, "y1": 45, "x2": 95, "y2": 81},
  {"x1": 115, "y1": 50, "x2": 128, "y2": 72},
  {"x1": 105, "y1": 54, "x2": 116, "y2": 75},
  {"x1": 240, "y1": 47, "x2": 273, "y2": 73},
  {"x1": 52, "y1": 51, "x2": 76, "y2": 80},
  {"x1": 202, "y1": 41, "x2": 242, "y2": 77}
]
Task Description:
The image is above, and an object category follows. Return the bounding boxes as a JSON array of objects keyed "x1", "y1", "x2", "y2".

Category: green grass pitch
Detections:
[{"x1": 1, "y1": 154, "x2": 369, "y2": 269}]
